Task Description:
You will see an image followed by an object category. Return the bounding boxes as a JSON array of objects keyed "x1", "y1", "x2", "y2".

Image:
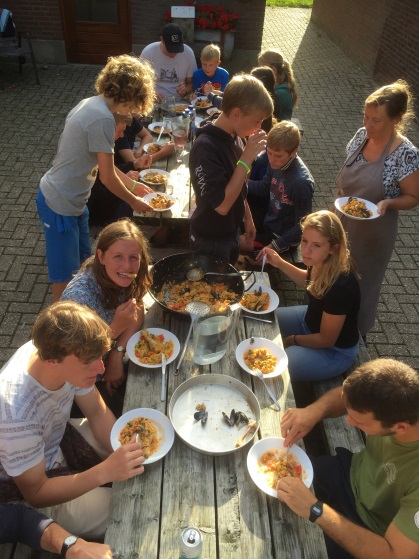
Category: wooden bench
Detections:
[{"x1": 0, "y1": 32, "x2": 40, "y2": 85}]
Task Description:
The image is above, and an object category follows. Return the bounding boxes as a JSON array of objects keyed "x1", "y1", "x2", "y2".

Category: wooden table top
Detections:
[{"x1": 104, "y1": 273, "x2": 327, "y2": 559}]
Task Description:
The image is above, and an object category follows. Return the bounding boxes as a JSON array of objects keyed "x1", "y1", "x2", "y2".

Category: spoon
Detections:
[
  {"x1": 174, "y1": 301, "x2": 210, "y2": 375},
  {"x1": 161, "y1": 353, "x2": 166, "y2": 401},
  {"x1": 258, "y1": 253, "x2": 267, "y2": 283},
  {"x1": 186, "y1": 267, "x2": 243, "y2": 282},
  {"x1": 253, "y1": 367, "x2": 281, "y2": 411}
]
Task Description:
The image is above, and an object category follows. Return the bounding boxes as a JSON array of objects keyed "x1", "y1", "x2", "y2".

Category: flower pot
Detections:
[{"x1": 194, "y1": 29, "x2": 235, "y2": 60}]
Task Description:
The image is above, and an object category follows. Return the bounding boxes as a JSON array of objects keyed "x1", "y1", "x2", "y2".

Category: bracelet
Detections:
[
  {"x1": 294, "y1": 335, "x2": 299, "y2": 346},
  {"x1": 129, "y1": 180, "x2": 136, "y2": 193},
  {"x1": 237, "y1": 159, "x2": 251, "y2": 174}
]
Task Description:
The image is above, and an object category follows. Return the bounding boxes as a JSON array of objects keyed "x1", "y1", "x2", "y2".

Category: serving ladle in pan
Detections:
[
  {"x1": 174, "y1": 301, "x2": 210, "y2": 375},
  {"x1": 186, "y1": 267, "x2": 244, "y2": 282}
]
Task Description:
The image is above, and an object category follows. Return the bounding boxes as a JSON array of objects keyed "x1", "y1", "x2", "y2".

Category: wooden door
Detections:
[{"x1": 60, "y1": 0, "x2": 131, "y2": 64}]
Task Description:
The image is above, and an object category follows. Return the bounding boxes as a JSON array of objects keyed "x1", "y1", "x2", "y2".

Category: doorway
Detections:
[{"x1": 60, "y1": 0, "x2": 131, "y2": 64}]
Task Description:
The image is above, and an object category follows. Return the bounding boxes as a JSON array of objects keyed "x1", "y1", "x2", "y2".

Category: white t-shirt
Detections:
[
  {"x1": 0, "y1": 341, "x2": 93, "y2": 480},
  {"x1": 141, "y1": 42, "x2": 197, "y2": 98},
  {"x1": 40, "y1": 96, "x2": 115, "y2": 216}
]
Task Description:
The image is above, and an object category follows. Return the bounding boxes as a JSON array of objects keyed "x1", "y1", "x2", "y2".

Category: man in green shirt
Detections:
[{"x1": 279, "y1": 358, "x2": 419, "y2": 559}]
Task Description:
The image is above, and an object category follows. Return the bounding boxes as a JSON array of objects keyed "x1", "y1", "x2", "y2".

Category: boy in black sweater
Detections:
[
  {"x1": 241, "y1": 120, "x2": 314, "y2": 254},
  {"x1": 189, "y1": 75, "x2": 273, "y2": 264}
]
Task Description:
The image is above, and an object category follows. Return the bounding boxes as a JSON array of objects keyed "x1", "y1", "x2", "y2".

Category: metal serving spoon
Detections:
[
  {"x1": 174, "y1": 301, "x2": 210, "y2": 375},
  {"x1": 186, "y1": 267, "x2": 243, "y2": 282}
]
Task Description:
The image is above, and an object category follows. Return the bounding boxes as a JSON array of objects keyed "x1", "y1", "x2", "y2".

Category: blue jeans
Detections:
[{"x1": 276, "y1": 305, "x2": 359, "y2": 381}]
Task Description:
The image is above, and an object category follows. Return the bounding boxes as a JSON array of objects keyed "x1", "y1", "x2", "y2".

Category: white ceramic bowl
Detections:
[
  {"x1": 191, "y1": 96, "x2": 212, "y2": 110},
  {"x1": 236, "y1": 337, "x2": 288, "y2": 379},
  {"x1": 126, "y1": 328, "x2": 180, "y2": 368},
  {"x1": 335, "y1": 196, "x2": 379, "y2": 220},
  {"x1": 148, "y1": 122, "x2": 171, "y2": 135},
  {"x1": 142, "y1": 192, "x2": 176, "y2": 212},
  {"x1": 239, "y1": 283, "x2": 279, "y2": 315},
  {"x1": 143, "y1": 140, "x2": 167, "y2": 155},
  {"x1": 139, "y1": 168, "x2": 170, "y2": 185},
  {"x1": 247, "y1": 437, "x2": 313, "y2": 497},
  {"x1": 110, "y1": 408, "x2": 175, "y2": 464}
]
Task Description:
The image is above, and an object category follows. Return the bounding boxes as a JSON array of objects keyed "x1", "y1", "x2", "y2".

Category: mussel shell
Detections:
[{"x1": 194, "y1": 410, "x2": 206, "y2": 421}]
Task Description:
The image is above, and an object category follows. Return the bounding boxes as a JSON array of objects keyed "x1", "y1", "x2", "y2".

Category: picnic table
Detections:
[{"x1": 104, "y1": 272, "x2": 327, "y2": 558}]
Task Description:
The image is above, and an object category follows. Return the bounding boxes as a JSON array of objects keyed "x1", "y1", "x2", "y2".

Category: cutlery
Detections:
[
  {"x1": 161, "y1": 353, "x2": 166, "y2": 401},
  {"x1": 253, "y1": 367, "x2": 281, "y2": 412},
  {"x1": 243, "y1": 314, "x2": 273, "y2": 324},
  {"x1": 175, "y1": 301, "x2": 210, "y2": 375},
  {"x1": 258, "y1": 253, "x2": 267, "y2": 283}
]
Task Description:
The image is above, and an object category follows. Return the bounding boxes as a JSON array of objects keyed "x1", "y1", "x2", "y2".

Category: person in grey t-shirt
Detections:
[{"x1": 36, "y1": 54, "x2": 156, "y2": 302}]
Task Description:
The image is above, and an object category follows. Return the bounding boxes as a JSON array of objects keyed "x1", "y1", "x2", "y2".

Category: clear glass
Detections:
[
  {"x1": 75, "y1": 0, "x2": 118, "y2": 23},
  {"x1": 164, "y1": 115, "x2": 189, "y2": 163},
  {"x1": 193, "y1": 307, "x2": 233, "y2": 365}
]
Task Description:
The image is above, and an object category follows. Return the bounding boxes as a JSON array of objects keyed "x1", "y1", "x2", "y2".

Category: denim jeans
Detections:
[{"x1": 276, "y1": 305, "x2": 359, "y2": 381}]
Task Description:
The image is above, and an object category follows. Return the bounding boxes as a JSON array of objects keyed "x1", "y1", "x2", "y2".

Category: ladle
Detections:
[
  {"x1": 174, "y1": 301, "x2": 210, "y2": 375},
  {"x1": 186, "y1": 267, "x2": 243, "y2": 282}
]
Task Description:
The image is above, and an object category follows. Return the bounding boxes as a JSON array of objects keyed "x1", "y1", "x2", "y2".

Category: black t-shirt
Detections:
[
  {"x1": 189, "y1": 120, "x2": 247, "y2": 240},
  {"x1": 304, "y1": 271, "x2": 360, "y2": 348},
  {"x1": 114, "y1": 117, "x2": 143, "y2": 167}
]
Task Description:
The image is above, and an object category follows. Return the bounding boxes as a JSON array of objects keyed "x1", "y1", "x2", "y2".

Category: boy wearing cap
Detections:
[{"x1": 141, "y1": 23, "x2": 197, "y2": 101}]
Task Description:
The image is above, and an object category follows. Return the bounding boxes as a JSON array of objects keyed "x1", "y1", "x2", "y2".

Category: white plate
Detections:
[
  {"x1": 236, "y1": 337, "x2": 288, "y2": 379},
  {"x1": 247, "y1": 437, "x2": 313, "y2": 497},
  {"x1": 143, "y1": 141, "x2": 167, "y2": 155},
  {"x1": 168, "y1": 102, "x2": 189, "y2": 114},
  {"x1": 335, "y1": 196, "x2": 379, "y2": 220},
  {"x1": 143, "y1": 192, "x2": 176, "y2": 212},
  {"x1": 148, "y1": 122, "x2": 171, "y2": 135},
  {"x1": 191, "y1": 96, "x2": 213, "y2": 110},
  {"x1": 126, "y1": 328, "x2": 180, "y2": 368},
  {"x1": 139, "y1": 168, "x2": 170, "y2": 185},
  {"x1": 110, "y1": 408, "x2": 175, "y2": 463},
  {"x1": 206, "y1": 107, "x2": 220, "y2": 116},
  {"x1": 239, "y1": 283, "x2": 279, "y2": 315}
]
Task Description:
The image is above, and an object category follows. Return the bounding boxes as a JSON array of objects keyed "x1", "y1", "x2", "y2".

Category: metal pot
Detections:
[{"x1": 149, "y1": 252, "x2": 253, "y2": 316}]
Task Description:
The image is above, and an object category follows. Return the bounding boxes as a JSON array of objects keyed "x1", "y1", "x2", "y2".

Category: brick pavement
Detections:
[{"x1": 0, "y1": 8, "x2": 418, "y2": 369}]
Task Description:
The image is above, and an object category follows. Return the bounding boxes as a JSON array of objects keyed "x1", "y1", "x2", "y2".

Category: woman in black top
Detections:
[{"x1": 258, "y1": 210, "x2": 360, "y2": 381}]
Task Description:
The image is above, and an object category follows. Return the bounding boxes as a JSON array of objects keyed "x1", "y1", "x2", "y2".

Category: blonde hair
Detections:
[
  {"x1": 82, "y1": 218, "x2": 152, "y2": 310},
  {"x1": 267, "y1": 120, "x2": 300, "y2": 153},
  {"x1": 33, "y1": 301, "x2": 111, "y2": 363},
  {"x1": 222, "y1": 74, "x2": 273, "y2": 118},
  {"x1": 95, "y1": 54, "x2": 156, "y2": 116},
  {"x1": 365, "y1": 79, "x2": 415, "y2": 133},
  {"x1": 258, "y1": 49, "x2": 298, "y2": 107},
  {"x1": 201, "y1": 44, "x2": 221, "y2": 61},
  {"x1": 302, "y1": 211, "x2": 352, "y2": 299}
]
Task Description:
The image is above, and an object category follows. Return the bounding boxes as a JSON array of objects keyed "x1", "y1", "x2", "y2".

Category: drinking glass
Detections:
[
  {"x1": 193, "y1": 306, "x2": 236, "y2": 365},
  {"x1": 166, "y1": 116, "x2": 189, "y2": 163}
]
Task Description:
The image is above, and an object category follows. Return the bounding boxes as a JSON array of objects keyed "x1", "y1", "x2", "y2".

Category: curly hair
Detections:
[
  {"x1": 95, "y1": 54, "x2": 156, "y2": 116},
  {"x1": 33, "y1": 301, "x2": 111, "y2": 363},
  {"x1": 81, "y1": 219, "x2": 153, "y2": 310}
]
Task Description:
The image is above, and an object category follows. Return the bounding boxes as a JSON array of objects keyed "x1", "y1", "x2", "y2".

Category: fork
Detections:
[
  {"x1": 258, "y1": 253, "x2": 267, "y2": 284},
  {"x1": 253, "y1": 367, "x2": 281, "y2": 412},
  {"x1": 161, "y1": 353, "x2": 167, "y2": 402}
]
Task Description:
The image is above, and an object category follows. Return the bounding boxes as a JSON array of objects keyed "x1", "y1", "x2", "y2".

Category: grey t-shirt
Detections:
[{"x1": 40, "y1": 96, "x2": 115, "y2": 216}]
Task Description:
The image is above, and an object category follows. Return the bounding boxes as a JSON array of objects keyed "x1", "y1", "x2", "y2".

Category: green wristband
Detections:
[
  {"x1": 129, "y1": 180, "x2": 136, "y2": 193},
  {"x1": 237, "y1": 159, "x2": 251, "y2": 174}
]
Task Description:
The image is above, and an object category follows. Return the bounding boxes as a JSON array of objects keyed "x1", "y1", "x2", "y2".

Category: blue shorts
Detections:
[{"x1": 36, "y1": 189, "x2": 91, "y2": 283}]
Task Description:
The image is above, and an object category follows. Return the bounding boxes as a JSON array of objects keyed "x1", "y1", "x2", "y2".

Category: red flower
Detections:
[{"x1": 192, "y1": 3, "x2": 238, "y2": 31}]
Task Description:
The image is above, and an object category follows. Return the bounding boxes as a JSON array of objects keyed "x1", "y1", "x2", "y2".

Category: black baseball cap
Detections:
[{"x1": 162, "y1": 23, "x2": 184, "y2": 53}]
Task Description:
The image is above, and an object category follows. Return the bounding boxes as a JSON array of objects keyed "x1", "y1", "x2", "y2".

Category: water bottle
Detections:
[
  {"x1": 182, "y1": 109, "x2": 190, "y2": 140},
  {"x1": 188, "y1": 104, "x2": 196, "y2": 143}
]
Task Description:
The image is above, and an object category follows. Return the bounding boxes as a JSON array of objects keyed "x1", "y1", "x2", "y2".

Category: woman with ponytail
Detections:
[
  {"x1": 258, "y1": 48, "x2": 297, "y2": 120},
  {"x1": 257, "y1": 211, "x2": 360, "y2": 381}
]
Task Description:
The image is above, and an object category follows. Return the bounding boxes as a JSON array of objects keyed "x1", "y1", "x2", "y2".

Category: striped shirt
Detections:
[{"x1": 0, "y1": 341, "x2": 92, "y2": 480}]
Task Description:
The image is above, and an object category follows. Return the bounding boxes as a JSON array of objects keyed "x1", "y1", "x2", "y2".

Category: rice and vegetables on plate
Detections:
[
  {"x1": 259, "y1": 449, "x2": 303, "y2": 488},
  {"x1": 240, "y1": 290, "x2": 270, "y2": 312},
  {"x1": 244, "y1": 348, "x2": 277, "y2": 374},
  {"x1": 118, "y1": 416, "x2": 159, "y2": 457},
  {"x1": 149, "y1": 194, "x2": 174, "y2": 210},
  {"x1": 158, "y1": 279, "x2": 239, "y2": 313},
  {"x1": 341, "y1": 197, "x2": 372, "y2": 218},
  {"x1": 134, "y1": 329, "x2": 174, "y2": 365},
  {"x1": 142, "y1": 171, "x2": 168, "y2": 184},
  {"x1": 146, "y1": 143, "x2": 162, "y2": 155}
]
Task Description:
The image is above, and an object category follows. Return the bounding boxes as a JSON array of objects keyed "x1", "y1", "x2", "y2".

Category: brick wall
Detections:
[
  {"x1": 7, "y1": 0, "x2": 64, "y2": 40},
  {"x1": 133, "y1": 0, "x2": 266, "y2": 51},
  {"x1": 311, "y1": 0, "x2": 419, "y2": 116}
]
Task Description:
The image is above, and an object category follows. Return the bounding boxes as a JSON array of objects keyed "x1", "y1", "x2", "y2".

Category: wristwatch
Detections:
[
  {"x1": 61, "y1": 535, "x2": 78, "y2": 558},
  {"x1": 114, "y1": 345, "x2": 125, "y2": 354},
  {"x1": 309, "y1": 500, "x2": 323, "y2": 523}
]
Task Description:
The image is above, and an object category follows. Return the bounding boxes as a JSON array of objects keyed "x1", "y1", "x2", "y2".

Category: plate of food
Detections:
[
  {"x1": 335, "y1": 196, "x2": 379, "y2": 220},
  {"x1": 236, "y1": 337, "x2": 288, "y2": 378},
  {"x1": 168, "y1": 103, "x2": 189, "y2": 114},
  {"x1": 206, "y1": 107, "x2": 220, "y2": 116},
  {"x1": 191, "y1": 96, "x2": 212, "y2": 110},
  {"x1": 239, "y1": 283, "x2": 279, "y2": 315},
  {"x1": 247, "y1": 437, "x2": 313, "y2": 497},
  {"x1": 148, "y1": 122, "x2": 171, "y2": 135},
  {"x1": 143, "y1": 192, "x2": 176, "y2": 212},
  {"x1": 126, "y1": 328, "x2": 180, "y2": 368},
  {"x1": 143, "y1": 141, "x2": 167, "y2": 155},
  {"x1": 139, "y1": 169, "x2": 170, "y2": 185},
  {"x1": 110, "y1": 408, "x2": 175, "y2": 463}
]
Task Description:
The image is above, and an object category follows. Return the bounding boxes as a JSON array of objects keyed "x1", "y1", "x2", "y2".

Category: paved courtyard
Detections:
[{"x1": 0, "y1": 7, "x2": 418, "y2": 369}]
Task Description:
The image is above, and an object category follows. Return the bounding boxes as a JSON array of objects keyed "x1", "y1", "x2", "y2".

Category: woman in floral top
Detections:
[
  {"x1": 335, "y1": 80, "x2": 419, "y2": 338},
  {"x1": 61, "y1": 219, "x2": 152, "y2": 411}
]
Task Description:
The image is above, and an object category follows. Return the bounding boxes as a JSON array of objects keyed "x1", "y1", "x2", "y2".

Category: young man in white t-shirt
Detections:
[
  {"x1": 0, "y1": 301, "x2": 145, "y2": 539},
  {"x1": 141, "y1": 23, "x2": 197, "y2": 101}
]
